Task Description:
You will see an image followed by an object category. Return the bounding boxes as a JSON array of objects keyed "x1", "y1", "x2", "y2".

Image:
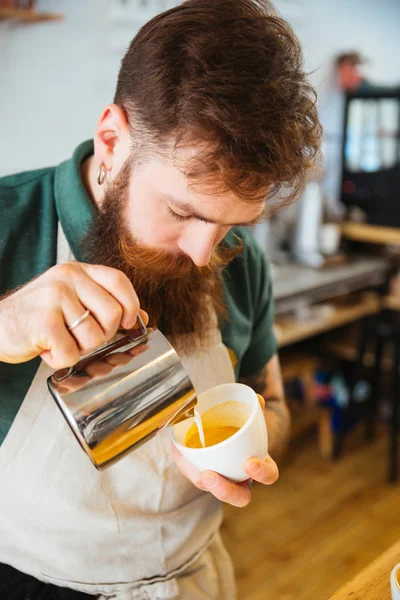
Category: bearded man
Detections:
[{"x1": 0, "y1": 1, "x2": 321, "y2": 598}]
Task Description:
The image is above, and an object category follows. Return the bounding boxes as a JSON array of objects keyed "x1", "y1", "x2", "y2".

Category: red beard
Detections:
[{"x1": 80, "y1": 162, "x2": 241, "y2": 349}]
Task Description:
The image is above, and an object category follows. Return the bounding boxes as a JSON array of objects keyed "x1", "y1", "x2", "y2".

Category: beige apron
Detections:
[{"x1": 0, "y1": 225, "x2": 236, "y2": 599}]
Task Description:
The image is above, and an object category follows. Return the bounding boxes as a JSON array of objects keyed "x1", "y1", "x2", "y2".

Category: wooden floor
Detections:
[{"x1": 221, "y1": 425, "x2": 400, "y2": 600}]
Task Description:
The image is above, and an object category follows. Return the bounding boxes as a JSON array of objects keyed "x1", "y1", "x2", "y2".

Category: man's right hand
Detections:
[{"x1": 0, "y1": 261, "x2": 148, "y2": 370}]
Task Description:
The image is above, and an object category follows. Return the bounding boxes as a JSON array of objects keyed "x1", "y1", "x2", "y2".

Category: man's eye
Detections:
[{"x1": 167, "y1": 207, "x2": 192, "y2": 222}]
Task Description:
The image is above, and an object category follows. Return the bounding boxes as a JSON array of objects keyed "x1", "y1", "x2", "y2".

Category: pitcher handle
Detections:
[{"x1": 52, "y1": 313, "x2": 148, "y2": 383}]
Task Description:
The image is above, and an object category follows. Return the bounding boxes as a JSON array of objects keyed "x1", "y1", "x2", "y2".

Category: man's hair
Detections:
[
  {"x1": 335, "y1": 51, "x2": 367, "y2": 68},
  {"x1": 114, "y1": 0, "x2": 322, "y2": 207}
]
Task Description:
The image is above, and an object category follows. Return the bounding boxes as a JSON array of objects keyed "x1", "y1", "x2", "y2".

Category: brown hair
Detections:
[
  {"x1": 335, "y1": 51, "x2": 367, "y2": 68},
  {"x1": 114, "y1": 0, "x2": 322, "y2": 208}
]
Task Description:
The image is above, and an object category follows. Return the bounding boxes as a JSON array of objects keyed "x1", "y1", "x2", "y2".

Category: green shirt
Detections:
[{"x1": 0, "y1": 141, "x2": 277, "y2": 445}]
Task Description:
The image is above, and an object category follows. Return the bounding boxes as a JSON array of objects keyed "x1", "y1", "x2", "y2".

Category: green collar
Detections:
[{"x1": 54, "y1": 139, "x2": 96, "y2": 261}]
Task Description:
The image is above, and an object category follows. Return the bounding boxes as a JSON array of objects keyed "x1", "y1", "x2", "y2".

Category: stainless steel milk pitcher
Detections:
[{"x1": 47, "y1": 316, "x2": 197, "y2": 469}]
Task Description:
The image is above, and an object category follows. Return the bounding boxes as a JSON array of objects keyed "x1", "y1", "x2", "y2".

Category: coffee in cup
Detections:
[
  {"x1": 185, "y1": 400, "x2": 251, "y2": 448},
  {"x1": 172, "y1": 383, "x2": 268, "y2": 482}
]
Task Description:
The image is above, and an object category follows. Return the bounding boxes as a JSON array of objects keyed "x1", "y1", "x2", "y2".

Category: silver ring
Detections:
[{"x1": 68, "y1": 309, "x2": 90, "y2": 331}]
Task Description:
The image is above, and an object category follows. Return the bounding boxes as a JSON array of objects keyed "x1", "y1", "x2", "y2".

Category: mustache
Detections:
[{"x1": 118, "y1": 235, "x2": 243, "y2": 280}]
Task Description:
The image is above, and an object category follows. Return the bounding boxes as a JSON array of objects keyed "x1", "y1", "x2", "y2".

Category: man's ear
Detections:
[{"x1": 93, "y1": 104, "x2": 131, "y2": 176}]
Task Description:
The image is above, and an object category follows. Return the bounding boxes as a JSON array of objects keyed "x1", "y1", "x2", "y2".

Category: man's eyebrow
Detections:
[{"x1": 160, "y1": 193, "x2": 264, "y2": 227}]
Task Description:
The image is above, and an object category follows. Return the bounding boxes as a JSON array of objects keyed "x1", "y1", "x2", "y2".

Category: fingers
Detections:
[
  {"x1": 39, "y1": 311, "x2": 81, "y2": 369},
  {"x1": 257, "y1": 394, "x2": 266, "y2": 410},
  {"x1": 84, "y1": 360, "x2": 115, "y2": 379},
  {"x1": 60, "y1": 291, "x2": 105, "y2": 354},
  {"x1": 79, "y1": 263, "x2": 140, "y2": 330},
  {"x1": 0, "y1": 261, "x2": 146, "y2": 368},
  {"x1": 137, "y1": 309, "x2": 149, "y2": 328},
  {"x1": 73, "y1": 278, "x2": 149, "y2": 337},
  {"x1": 55, "y1": 374, "x2": 92, "y2": 395},
  {"x1": 71, "y1": 272, "x2": 124, "y2": 340},
  {"x1": 171, "y1": 443, "x2": 252, "y2": 508},
  {"x1": 55, "y1": 263, "x2": 149, "y2": 356},
  {"x1": 172, "y1": 444, "x2": 278, "y2": 507},
  {"x1": 200, "y1": 471, "x2": 252, "y2": 507},
  {"x1": 171, "y1": 443, "x2": 206, "y2": 489},
  {"x1": 104, "y1": 352, "x2": 135, "y2": 367},
  {"x1": 244, "y1": 455, "x2": 279, "y2": 485},
  {"x1": 126, "y1": 343, "x2": 148, "y2": 359}
]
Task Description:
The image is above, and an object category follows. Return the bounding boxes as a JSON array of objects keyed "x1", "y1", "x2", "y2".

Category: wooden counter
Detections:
[
  {"x1": 273, "y1": 256, "x2": 388, "y2": 316},
  {"x1": 275, "y1": 291, "x2": 381, "y2": 348},
  {"x1": 329, "y1": 538, "x2": 400, "y2": 599}
]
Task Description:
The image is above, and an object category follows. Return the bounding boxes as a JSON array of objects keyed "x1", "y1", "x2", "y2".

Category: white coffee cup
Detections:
[
  {"x1": 172, "y1": 382, "x2": 268, "y2": 482},
  {"x1": 391, "y1": 562, "x2": 400, "y2": 599}
]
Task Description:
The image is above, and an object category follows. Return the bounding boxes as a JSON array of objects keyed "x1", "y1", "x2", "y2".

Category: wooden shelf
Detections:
[
  {"x1": 0, "y1": 8, "x2": 63, "y2": 22},
  {"x1": 383, "y1": 294, "x2": 400, "y2": 311},
  {"x1": 275, "y1": 292, "x2": 381, "y2": 348},
  {"x1": 341, "y1": 221, "x2": 400, "y2": 246}
]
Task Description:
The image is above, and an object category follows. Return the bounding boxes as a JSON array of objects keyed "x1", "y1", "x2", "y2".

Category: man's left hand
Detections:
[{"x1": 171, "y1": 395, "x2": 279, "y2": 508}]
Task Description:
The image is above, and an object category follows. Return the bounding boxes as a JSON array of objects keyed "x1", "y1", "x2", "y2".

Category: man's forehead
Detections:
[{"x1": 139, "y1": 152, "x2": 267, "y2": 225}]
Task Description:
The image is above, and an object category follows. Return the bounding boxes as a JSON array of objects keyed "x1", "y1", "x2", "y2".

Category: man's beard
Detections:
[{"x1": 80, "y1": 162, "x2": 241, "y2": 350}]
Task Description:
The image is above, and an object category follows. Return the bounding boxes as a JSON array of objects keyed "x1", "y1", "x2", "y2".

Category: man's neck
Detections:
[{"x1": 81, "y1": 155, "x2": 103, "y2": 211}]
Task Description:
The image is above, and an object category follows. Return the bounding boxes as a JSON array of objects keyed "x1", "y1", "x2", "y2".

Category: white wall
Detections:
[
  {"x1": 300, "y1": 0, "x2": 400, "y2": 92},
  {"x1": 0, "y1": 0, "x2": 119, "y2": 175},
  {"x1": 1, "y1": 0, "x2": 400, "y2": 184}
]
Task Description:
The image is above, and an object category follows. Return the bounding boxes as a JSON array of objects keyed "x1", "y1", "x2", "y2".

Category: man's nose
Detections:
[{"x1": 177, "y1": 222, "x2": 220, "y2": 267}]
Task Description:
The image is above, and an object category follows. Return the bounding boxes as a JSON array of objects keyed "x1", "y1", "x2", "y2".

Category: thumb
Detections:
[{"x1": 257, "y1": 394, "x2": 265, "y2": 410}]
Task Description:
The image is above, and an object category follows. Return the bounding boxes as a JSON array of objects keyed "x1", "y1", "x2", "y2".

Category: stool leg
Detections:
[
  {"x1": 352, "y1": 318, "x2": 370, "y2": 407},
  {"x1": 318, "y1": 409, "x2": 333, "y2": 458},
  {"x1": 333, "y1": 320, "x2": 370, "y2": 460},
  {"x1": 389, "y1": 339, "x2": 400, "y2": 483},
  {"x1": 333, "y1": 433, "x2": 344, "y2": 460},
  {"x1": 366, "y1": 337, "x2": 384, "y2": 441}
]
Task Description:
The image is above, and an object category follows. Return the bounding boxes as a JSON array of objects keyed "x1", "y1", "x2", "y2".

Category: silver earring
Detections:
[{"x1": 97, "y1": 162, "x2": 107, "y2": 186}]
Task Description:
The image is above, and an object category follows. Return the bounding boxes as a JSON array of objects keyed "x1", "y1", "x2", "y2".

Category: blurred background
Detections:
[{"x1": 1, "y1": 1, "x2": 400, "y2": 599}]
